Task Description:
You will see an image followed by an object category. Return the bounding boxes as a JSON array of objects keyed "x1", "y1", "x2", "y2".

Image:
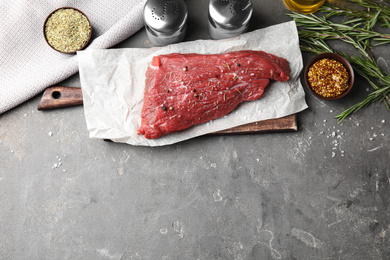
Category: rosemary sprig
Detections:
[
  {"x1": 287, "y1": 1, "x2": 390, "y2": 122},
  {"x1": 335, "y1": 86, "x2": 390, "y2": 122},
  {"x1": 349, "y1": 0, "x2": 390, "y2": 16},
  {"x1": 290, "y1": 11, "x2": 390, "y2": 52},
  {"x1": 322, "y1": 0, "x2": 390, "y2": 30}
]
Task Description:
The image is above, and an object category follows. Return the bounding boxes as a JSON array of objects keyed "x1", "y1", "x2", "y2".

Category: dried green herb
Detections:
[{"x1": 45, "y1": 8, "x2": 91, "y2": 53}]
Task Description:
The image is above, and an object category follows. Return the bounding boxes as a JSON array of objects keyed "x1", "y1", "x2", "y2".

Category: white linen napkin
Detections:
[{"x1": 0, "y1": 0, "x2": 146, "y2": 114}]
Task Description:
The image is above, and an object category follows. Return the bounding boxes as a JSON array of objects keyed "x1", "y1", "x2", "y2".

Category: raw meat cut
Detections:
[{"x1": 137, "y1": 50, "x2": 290, "y2": 139}]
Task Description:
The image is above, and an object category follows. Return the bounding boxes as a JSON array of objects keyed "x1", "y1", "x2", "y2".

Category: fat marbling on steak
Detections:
[{"x1": 137, "y1": 50, "x2": 290, "y2": 139}]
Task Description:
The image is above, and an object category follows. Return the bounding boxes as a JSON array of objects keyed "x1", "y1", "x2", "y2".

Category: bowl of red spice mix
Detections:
[{"x1": 304, "y1": 53, "x2": 354, "y2": 100}]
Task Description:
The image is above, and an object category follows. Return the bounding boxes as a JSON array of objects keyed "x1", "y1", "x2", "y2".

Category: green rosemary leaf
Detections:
[
  {"x1": 343, "y1": 18, "x2": 366, "y2": 25},
  {"x1": 366, "y1": 10, "x2": 380, "y2": 30},
  {"x1": 382, "y1": 16, "x2": 390, "y2": 29}
]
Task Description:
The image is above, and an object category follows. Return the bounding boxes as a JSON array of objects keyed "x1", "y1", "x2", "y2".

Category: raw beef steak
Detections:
[{"x1": 137, "y1": 50, "x2": 290, "y2": 139}]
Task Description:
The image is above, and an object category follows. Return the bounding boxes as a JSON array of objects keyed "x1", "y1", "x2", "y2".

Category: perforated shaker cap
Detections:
[
  {"x1": 209, "y1": 0, "x2": 253, "y2": 29},
  {"x1": 144, "y1": 0, "x2": 188, "y2": 33}
]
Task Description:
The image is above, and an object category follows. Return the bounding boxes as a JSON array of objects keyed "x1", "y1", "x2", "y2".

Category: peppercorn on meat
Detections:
[{"x1": 137, "y1": 50, "x2": 290, "y2": 139}]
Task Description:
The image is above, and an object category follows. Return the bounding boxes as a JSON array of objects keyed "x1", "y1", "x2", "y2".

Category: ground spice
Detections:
[
  {"x1": 44, "y1": 8, "x2": 91, "y2": 53},
  {"x1": 308, "y1": 58, "x2": 349, "y2": 98}
]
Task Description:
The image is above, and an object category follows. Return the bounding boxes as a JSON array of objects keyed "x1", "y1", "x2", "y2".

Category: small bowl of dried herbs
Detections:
[
  {"x1": 304, "y1": 53, "x2": 354, "y2": 100},
  {"x1": 44, "y1": 7, "x2": 92, "y2": 54}
]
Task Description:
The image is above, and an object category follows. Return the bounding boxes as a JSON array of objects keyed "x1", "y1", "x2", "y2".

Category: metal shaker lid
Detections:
[
  {"x1": 144, "y1": 0, "x2": 188, "y2": 33},
  {"x1": 209, "y1": 0, "x2": 253, "y2": 29}
]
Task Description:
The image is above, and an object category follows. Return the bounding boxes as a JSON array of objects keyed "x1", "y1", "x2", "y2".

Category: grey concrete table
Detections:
[{"x1": 1, "y1": 1, "x2": 389, "y2": 259}]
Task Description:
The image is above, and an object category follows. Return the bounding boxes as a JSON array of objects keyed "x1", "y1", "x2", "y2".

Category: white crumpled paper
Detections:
[{"x1": 77, "y1": 21, "x2": 308, "y2": 146}]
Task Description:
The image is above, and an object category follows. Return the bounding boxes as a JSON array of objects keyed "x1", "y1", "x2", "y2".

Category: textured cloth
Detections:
[{"x1": 0, "y1": 0, "x2": 146, "y2": 114}]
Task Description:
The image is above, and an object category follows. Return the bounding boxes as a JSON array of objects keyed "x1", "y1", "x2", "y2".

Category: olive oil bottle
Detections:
[{"x1": 283, "y1": 0, "x2": 326, "y2": 13}]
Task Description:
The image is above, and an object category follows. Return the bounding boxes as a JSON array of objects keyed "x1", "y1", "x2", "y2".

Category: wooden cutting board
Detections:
[
  {"x1": 38, "y1": 86, "x2": 298, "y2": 134},
  {"x1": 211, "y1": 114, "x2": 297, "y2": 135}
]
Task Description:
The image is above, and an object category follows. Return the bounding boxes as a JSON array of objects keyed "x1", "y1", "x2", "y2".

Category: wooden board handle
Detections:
[{"x1": 37, "y1": 86, "x2": 83, "y2": 110}]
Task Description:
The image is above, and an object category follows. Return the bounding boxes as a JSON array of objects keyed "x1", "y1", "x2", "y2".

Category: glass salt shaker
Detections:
[
  {"x1": 208, "y1": 0, "x2": 253, "y2": 40},
  {"x1": 143, "y1": 0, "x2": 188, "y2": 46}
]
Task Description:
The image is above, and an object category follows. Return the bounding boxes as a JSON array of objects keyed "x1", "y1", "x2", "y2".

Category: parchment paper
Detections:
[{"x1": 77, "y1": 21, "x2": 308, "y2": 146}]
